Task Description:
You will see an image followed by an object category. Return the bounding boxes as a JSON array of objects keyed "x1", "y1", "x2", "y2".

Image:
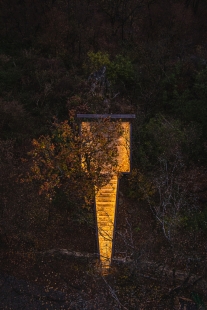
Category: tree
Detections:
[
  {"x1": 131, "y1": 115, "x2": 200, "y2": 241},
  {"x1": 26, "y1": 116, "x2": 122, "y2": 208}
]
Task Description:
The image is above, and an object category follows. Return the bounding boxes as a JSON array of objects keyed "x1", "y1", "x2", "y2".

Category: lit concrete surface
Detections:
[
  {"x1": 117, "y1": 122, "x2": 130, "y2": 173},
  {"x1": 95, "y1": 175, "x2": 118, "y2": 269}
]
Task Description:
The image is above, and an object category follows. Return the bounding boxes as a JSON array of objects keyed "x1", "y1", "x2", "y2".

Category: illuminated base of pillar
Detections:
[{"x1": 95, "y1": 175, "x2": 118, "y2": 271}]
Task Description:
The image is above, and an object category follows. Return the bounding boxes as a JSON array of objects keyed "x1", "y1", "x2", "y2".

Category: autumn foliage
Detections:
[{"x1": 27, "y1": 117, "x2": 122, "y2": 206}]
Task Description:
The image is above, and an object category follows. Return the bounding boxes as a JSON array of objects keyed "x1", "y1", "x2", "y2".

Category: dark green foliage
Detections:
[
  {"x1": 133, "y1": 114, "x2": 187, "y2": 169},
  {"x1": 0, "y1": 56, "x2": 21, "y2": 94},
  {"x1": 159, "y1": 63, "x2": 207, "y2": 163},
  {"x1": 163, "y1": 67, "x2": 207, "y2": 128},
  {"x1": 85, "y1": 51, "x2": 135, "y2": 93},
  {"x1": 191, "y1": 291, "x2": 206, "y2": 309},
  {"x1": 107, "y1": 54, "x2": 135, "y2": 90},
  {"x1": 182, "y1": 206, "x2": 207, "y2": 233}
]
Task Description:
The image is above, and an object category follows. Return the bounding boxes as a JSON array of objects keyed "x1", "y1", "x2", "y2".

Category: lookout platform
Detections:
[{"x1": 77, "y1": 114, "x2": 135, "y2": 272}]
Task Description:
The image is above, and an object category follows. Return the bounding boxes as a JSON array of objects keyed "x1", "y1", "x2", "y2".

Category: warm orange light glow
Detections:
[
  {"x1": 80, "y1": 120, "x2": 131, "y2": 271},
  {"x1": 117, "y1": 122, "x2": 130, "y2": 173},
  {"x1": 95, "y1": 175, "x2": 118, "y2": 269}
]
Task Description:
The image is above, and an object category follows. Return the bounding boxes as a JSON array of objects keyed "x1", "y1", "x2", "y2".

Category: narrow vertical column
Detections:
[
  {"x1": 95, "y1": 122, "x2": 131, "y2": 271},
  {"x1": 95, "y1": 174, "x2": 118, "y2": 269}
]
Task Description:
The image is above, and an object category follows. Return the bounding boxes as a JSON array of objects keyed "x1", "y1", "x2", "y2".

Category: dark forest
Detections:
[{"x1": 0, "y1": 0, "x2": 207, "y2": 308}]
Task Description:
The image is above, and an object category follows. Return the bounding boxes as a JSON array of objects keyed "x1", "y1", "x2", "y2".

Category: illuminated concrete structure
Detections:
[{"x1": 77, "y1": 114, "x2": 135, "y2": 271}]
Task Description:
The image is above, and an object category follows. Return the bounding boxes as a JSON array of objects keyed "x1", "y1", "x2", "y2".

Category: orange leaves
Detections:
[
  {"x1": 27, "y1": 119, "x2": 83, "y2": 200},
  {"x1": 27, "y1": 117, "x2": 124, "y2": 204}
]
